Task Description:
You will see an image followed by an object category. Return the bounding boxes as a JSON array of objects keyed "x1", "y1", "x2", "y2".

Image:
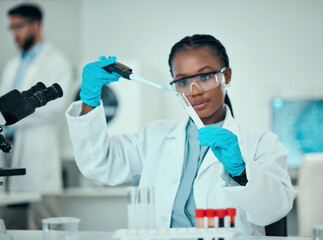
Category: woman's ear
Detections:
[{"x1": 224, "y1": 67, "x2": 232, "y2": 86}]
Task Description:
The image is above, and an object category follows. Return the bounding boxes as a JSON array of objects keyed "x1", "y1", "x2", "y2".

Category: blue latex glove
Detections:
[
  {"x1": 80, "y1": 56, "x2": 120, "y2": 107},
  {"x1": 198, "y1": 126, "x2": 245, "y2": 177}
]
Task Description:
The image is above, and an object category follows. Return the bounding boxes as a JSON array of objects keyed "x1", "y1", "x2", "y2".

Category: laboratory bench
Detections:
[
  {"x1": 0, "y1": 186, "x2": 301, "y2": 234},
  {"x1": 0, "y1": 191, "x2": 41, "y2": 206},
  {"x1": 7, "y1": 230, "x2": 311, "y2": 240}
]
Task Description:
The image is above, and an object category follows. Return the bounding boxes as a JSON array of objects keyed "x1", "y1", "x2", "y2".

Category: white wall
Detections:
[
  {"x1": 79, "y1": 0, "x2": 323, "y2": 130},
  {"x1": 1, "y1": 0, "x2": 323, "y2": 131}
]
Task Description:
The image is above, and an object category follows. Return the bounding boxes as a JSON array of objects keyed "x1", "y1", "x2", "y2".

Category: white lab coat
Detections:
[
  {"x1": 0, "y1": 42, "x2": 72, "y2": 193},
  {"x1": 66, "y1": 101, "x2": 294, "y2": 235}
]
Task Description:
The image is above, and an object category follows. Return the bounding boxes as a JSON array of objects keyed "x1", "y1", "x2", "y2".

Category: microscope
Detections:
[{"x1": 0, "y1": 82, "x2": 63, "y2": 239}]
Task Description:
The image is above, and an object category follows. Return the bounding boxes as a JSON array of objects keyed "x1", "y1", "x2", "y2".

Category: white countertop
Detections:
[
  {"x1": 0, "y1": 187, "x2": 126, "y2": 206},
  {"x1": 0, "y1": 192, "x2": 41, "y2": 206},
  {"x1": 7, "y1": 230, "x2": 311, "y2": 240},
  {"x1": 0, "y1": 185, "x2": 299, "y2": 200},
  {"x1": 57, "y1": 187, "x2": 127, "y2": 197}
]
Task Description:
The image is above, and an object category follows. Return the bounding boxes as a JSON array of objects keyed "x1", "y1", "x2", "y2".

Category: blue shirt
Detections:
[
  {"x1": 13, "y1": 41, "x2": 44, "y2": 91},
  {"x1": 170, "y1": 118, "x2": 224, "y2": 227}
]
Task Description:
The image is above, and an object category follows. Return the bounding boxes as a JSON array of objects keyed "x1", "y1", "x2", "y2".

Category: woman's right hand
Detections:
[{"x1": 79, "y1": 56, "x2": 120, "y2": 108}]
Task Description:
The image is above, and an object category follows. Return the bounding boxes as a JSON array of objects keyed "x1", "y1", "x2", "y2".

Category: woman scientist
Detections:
[{"x1": 66, "y1": 34, "x2": 294, "y2": 235}]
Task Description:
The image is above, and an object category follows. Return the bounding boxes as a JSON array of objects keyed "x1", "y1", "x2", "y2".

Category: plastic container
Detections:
[{"x1": 42, "y1": 217, "x2": 80, "y2": 240}]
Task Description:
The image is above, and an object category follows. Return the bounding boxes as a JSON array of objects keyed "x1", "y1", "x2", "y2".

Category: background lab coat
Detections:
[
  {"x1": 66, "y1": 101, "x2": 295, "y2": 235},
  {"x1": 0, "y1": 42, "x2": 72, "y2": 193}
]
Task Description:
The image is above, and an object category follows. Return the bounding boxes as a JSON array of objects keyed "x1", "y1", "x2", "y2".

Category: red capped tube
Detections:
[
  {"x1": 206, "y1": 209, "x2": 216, "y2": 228},
  {"x1": 195, "y1": 209, "x2": 206, "y2": 228},
  {"x1": 216, "y1": 209, "x2": 227, "y2": 240},
  {"x1": 226, "y1": 208, "x2": 236, "y2": 227}
]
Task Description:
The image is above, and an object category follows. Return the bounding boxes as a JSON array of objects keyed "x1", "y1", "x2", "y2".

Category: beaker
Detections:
[
  {"x1": 42, "y1": 217, "x2": 80, "y2": 240},
  {"x1": 313, "y1": 225, "x2": 323, "y2": 240}
]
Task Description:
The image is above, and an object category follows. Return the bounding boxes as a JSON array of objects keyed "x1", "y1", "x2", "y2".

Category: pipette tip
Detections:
[{"x1": 162, "y1": 87, "x2": 180, "y2": 95}]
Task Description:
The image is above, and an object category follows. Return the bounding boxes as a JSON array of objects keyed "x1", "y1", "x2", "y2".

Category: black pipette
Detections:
[
  {"x1": 104, "y1": 62, "x2": 133, "y2": 80},
  {"x1": 104, "y1": 62, "x2": 178, "y2": 95}
]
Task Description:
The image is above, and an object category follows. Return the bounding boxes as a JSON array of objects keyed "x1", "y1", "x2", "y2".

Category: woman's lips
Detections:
[{"x1": 192, "y1": 100, "x2": 209, "y2": 110}]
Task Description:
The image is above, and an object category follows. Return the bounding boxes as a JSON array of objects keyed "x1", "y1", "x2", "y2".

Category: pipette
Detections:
[
  {"x1": 105, "y1": 62, "x2": 205, "y2": 129},
  {"x1": 105, "y1": 62, "x2": 178, "y2": 95}
]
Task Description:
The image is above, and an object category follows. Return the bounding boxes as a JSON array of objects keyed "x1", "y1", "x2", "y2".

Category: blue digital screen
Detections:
[{"x1": 271, "y1": 98, "x2": 323, "y2": 168}]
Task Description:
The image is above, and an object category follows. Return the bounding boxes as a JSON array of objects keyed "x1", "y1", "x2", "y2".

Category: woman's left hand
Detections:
[{"x1": 198, "y1": 126, "x2": 245, "y2": 177}]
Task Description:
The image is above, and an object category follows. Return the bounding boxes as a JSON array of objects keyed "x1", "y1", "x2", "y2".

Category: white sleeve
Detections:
[
  {"x1": 65, "y1": 101, "x2": 145, "y2": 186},
  {"x1": 220, "y1": 132, "x2": 295, "y2": 226}
]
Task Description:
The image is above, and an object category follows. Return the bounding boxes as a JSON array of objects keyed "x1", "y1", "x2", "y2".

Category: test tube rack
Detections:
[{"x1": 113, "y1": 227, "x2": 237, "y2": 240}]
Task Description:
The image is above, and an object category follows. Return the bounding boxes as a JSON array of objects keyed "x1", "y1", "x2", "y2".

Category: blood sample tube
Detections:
[
  {"x1": 226, "y1": 208, "x2": 236, "y2": 227},
  {"x1": 217, "y1": 209, "x2": 226, "y2": 228},
  {"x1": 206, "y1": 209, "x2": 216, "y2": 228},
  {"x1": 195, "y1": 209, "x2": 206, "y2": 228},
  {"x1": 216, "y1": 209, "x2": 227, "y2": 240}
]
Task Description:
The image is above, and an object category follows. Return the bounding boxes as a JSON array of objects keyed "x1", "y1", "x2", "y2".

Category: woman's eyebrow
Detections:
[
  {"x1": 197, "y1": 66, "x2": 213, "y2": 72},
  {"x1": 175, "y1": 66, "x2": 214, "y2": 79}
]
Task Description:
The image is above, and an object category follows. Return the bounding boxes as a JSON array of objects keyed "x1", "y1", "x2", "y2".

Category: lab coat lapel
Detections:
[
  {"x1": 165, "y1": 117, "x2": 188, "y2": 172},
  {"x1": 155, "y1": 117, "x2": 187, "y2": 227},
  {"x1": 0, "y1": 57, "x2": 20, "y2": 94}
]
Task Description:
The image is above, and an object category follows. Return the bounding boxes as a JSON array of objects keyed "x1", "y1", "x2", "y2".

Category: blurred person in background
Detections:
[{"x1": 0, "y1": 3, "x2": 72, "y2": 229}]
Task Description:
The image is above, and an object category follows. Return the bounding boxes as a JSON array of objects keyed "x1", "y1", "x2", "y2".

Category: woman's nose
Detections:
[{"x1": 190, "y1": 82, "x2": 203, "y2": 96}]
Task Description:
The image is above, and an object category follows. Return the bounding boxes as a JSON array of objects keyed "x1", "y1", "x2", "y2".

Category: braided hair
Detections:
[{"x1": 168, "y1": 34, "x2": 234, "y2": 117}]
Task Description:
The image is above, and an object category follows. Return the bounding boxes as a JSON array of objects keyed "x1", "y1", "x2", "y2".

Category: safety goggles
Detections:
[{"x1": 170, "y1": 67, "x2": 227, "y2": 96}]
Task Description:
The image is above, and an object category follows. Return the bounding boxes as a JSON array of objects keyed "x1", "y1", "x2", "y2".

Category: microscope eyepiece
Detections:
[{"x1": 0, "y1": 82, "x2": 64, "y2": 126}]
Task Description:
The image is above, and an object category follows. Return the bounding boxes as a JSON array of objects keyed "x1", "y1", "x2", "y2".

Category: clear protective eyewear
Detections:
[{"x1": 170, "y1": 67, "x2": 227, "y2": 96}]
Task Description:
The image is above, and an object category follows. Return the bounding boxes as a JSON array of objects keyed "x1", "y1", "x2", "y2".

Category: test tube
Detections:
[
  {"x1": 126, "y1": 187, "x2": 137, "y2": 229},
  {"x1": 206, "y1": 209, "x2": 216, "y2": 228},
  {"x1": 137, "y1": 187, "x2": 149, "y2": 229},
  {"x1": 195, "y1": 209, "x2": 206, "y2": 228},
  {"x1": 226, "y1": 208, "x2": 236, "y2": 228},
  {"x1": 177, "y1": 93, "x2": 205, "y2": 129},
  {"x1": 217, "y1": 209, "x2": 227, "y2": 240},
  {"x1": 148, "y1": 188, "x2": 156, "y2": 229}
]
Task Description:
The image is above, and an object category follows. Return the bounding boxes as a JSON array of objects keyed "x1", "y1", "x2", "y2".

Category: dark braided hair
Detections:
[{"x1": 168, "y1": 34, "x2": 234, "y2": 117}]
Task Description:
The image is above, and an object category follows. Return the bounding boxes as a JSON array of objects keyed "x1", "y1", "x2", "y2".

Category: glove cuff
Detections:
[
  {"x1": 79, "y1": 90, "x2": 100, "y2": 107},
  {"x1": 231, "y1": 170, "x2": 248, "y2": 185},
  {"x1": 230, "y1": 163, "x2": 246, "y2": 177}
]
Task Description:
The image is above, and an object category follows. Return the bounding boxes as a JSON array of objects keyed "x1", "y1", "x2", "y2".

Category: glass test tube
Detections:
[
  {"x1": 148, "y1": 188, "x2": 156, "y2": 229},
  {"x1": 127, "y1": 187, "x2": 156, "y2": 230},
  {"x1": 126, "y1": 187, "x2": 137, "y2": 229},
  {"x1": 177, "y1": 93, "x2": 205, "y2": 129},
  {"x1": 137, "y1": 188, "x2": 149, "y2": 229}
]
